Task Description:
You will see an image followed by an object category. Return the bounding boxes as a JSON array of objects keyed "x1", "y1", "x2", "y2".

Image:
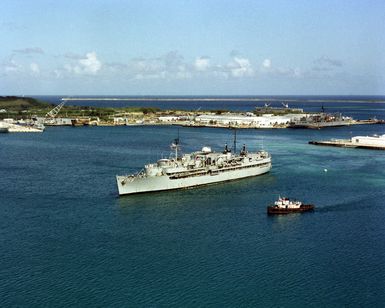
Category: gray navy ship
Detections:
[
  {"x1": 116, "y1": 137, "x2": 271, "y2": 196},
  {"x1": 289, "y1": 112, "x2": 353, "y2": 129}
]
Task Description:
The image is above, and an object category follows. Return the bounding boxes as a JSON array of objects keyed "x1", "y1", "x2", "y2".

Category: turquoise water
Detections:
[{"x1": 1, "y1": 113, "x2": 385, "y2": 306}]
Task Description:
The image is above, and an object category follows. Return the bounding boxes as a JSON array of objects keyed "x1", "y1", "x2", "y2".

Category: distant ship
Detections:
[
  {"x1": 116, "y1": 137, "x2": 271, "y2": 196},
  {"x1": 0, "y1": 120, "x2": 9, "y2": 133},
  {"x1": 0, "y1": 120, "x2": 44, "y2": 133},
  {"x1": 289, "y1": 113, "x2": 353, "y2": 129},
  {"x1": 267, "y1": 197, "x2": 314, "y2": 214},
  {"x1": 255, "y1": 102, "x2": 304, "y2": 115}
]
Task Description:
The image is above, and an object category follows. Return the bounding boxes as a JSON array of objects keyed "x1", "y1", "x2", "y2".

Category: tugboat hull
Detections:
[{"x1": 267, "y1": 204, "x2": 314, "y2": 215}]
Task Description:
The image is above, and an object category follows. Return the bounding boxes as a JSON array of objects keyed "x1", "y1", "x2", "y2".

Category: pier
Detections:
[{"x1": 309, "y1": 134, "x2": 385, "y2": 150}]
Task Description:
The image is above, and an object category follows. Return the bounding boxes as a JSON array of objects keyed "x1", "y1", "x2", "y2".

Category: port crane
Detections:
[
  {"x1": 45, "y1": 101, "x2": 65, "y2": 118},
  {"x1": 39, "y1": 100, "x2": 66, "y2": 125}
]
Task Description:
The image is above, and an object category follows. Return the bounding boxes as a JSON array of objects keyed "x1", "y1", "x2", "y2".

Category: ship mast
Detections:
[
  {"x1": 171, "y1": 129, "x2": 180, "y2": 159},
  {"x1": 233, "y1": 128, "x2": 237, "y2": 154},
  {"x1": 174, "y1": 137, "x2": 179, "y2": 158}
]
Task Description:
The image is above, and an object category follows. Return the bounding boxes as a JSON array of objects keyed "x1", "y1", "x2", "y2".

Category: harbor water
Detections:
[{"x1": 1, "y1": 98, "x2": 385, "y2": 306}]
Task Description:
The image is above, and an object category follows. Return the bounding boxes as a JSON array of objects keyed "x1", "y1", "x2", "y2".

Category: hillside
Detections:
[
  {"x1": 0, "y1": 96, "x2": 53, "y2": 110},
  {"x1": 0, "y1": 96, "x2": 163, "y2": 120}
]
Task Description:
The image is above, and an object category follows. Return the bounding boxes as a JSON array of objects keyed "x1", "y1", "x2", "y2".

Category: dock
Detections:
[{"x1": 309, "y1": 134, "x2": 385, "y2": 150}]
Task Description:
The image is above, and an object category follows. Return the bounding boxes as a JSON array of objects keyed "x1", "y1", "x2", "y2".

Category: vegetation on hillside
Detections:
[
  {"x1": 0, "y1": 96, "x2": 53, "y2": 109},
  {"x1": 0, "y1": 96, "x2": 163, "y2": 121}
]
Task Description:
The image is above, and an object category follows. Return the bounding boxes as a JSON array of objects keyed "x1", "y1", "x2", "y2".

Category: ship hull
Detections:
[
  {"x1": 267, "y1": 204, "x2": 314, "y2": 215},
  {"x1": 117, "y1": 161, "x2": 271, "y2": 196},
  {"x1": 289, "y1": 121, "x2": 352, "y2": 129}
]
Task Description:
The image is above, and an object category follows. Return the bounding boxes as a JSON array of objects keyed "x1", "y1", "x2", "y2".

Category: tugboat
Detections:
[{"x1": 267, "y1": 197, "x2": 314, "y2": 215}]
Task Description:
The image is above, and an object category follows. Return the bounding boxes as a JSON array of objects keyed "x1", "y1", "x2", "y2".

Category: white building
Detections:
[
  {"x1": 114, "y1": 117, "x2": 128, "y2": 125},
  {"x1": 158, "y1": 116, "x2": 180, "y2": 122},
  {"x1": 352, "y1": 134, "x2": 385, "y2": 146},
  {"x1": 43, "y1": 117, "x2": 73, "y2": 126},
  {"x1": 195, "y1": 113, "x2": 304, "y2": 128}
]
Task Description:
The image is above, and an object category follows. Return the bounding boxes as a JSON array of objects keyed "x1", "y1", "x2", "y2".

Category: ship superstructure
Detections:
[
  {"x1": 116, "y1": 139, "x2": 271, "y2": 196},
  {"x1": 267, "y1": 197, "x2": 315, "y2": 214},
  {"x1": 289, "y1": 112, "x2": 353, "y2": 129}
]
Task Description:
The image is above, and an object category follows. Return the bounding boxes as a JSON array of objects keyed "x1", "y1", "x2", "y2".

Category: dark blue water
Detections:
[{"x1": 1, "y1": 100, "x2": 385, "y2": 306}]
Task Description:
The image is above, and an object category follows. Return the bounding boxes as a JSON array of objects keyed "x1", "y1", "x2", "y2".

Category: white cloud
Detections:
[
  {"x1": 194, "y1": 57, "x2": 210, "y2": 71},
  {"x1": 228, "y1": 56, "x2": 254, "y2": 77},
  {"x1": 293, "y1": 67, "x2": 302, "y2": 78},
  {"x1": 130, "y1": 51, "x2": 192, "y2": 80},
  {"x1": 55, "y1": 51, "x2": 262, "y2": 82},
  {"x1": 128, "y1": 54, "x2": 255, "y2": 81},
  {"x1": 4, "y1": 60, "x2": 21, "y2": 73},
  {"x1": 13, "y1": 47, "x2": 44, "y2": 54},
  {"x1": 262, "y1": 58, "x2": 271, "y2": 69},
  {"x1": 131, "y1": 57, "x2": 165, "y2": 76},
  {"x1": 30, "y1": 63, "x2": 40, "y2": 75},
  {"x1": 64, "y1": 51, "x2": 102, "y2": 75},
  {"x1": 2, "y1": 58, "x2": 41, "y2": 77},
  {"x1": 2, "y1": 58, "x2": 23, "y2": 74},
  {"x1": 79, "y1": 52, "x2": 102, "y2": 74},
  {"x1": 53, "y1": 69, "x2": 62, "y2": 78},
  {"x1": 311, "y1": 56, "x2": 343, "y2": 75},
  {"x1": 271, "y1": 66, "x2": 303, "y2": 78},
  {"x1": 175, "y1": 65, "x2": 192, "y2": 79}
]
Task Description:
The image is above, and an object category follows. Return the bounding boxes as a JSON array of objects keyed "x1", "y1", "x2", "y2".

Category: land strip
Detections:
[{"x1": 1, "y1": 96, "x2": 383, "y2": 129}]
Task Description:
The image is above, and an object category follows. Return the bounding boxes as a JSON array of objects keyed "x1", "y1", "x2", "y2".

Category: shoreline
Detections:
[
  {"x1": 62, "y1": 97, "x2": 385, "y2": 104},
  {"x1": 2, "y1": 96, "x2": 384, "y2": 131},
  {"x1": 64, "y1": 118, "x2": 383, "y2": 129}
]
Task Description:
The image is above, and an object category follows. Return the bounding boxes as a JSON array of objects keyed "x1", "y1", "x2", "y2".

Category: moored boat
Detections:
[{"x1": 267, "y1": 197, "x2": 314, "y2": 214}]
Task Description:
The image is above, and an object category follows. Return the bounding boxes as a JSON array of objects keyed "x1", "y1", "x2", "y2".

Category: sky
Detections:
[{"x1": 1, "y1": 0, "x2": 385, "y2": 95}]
